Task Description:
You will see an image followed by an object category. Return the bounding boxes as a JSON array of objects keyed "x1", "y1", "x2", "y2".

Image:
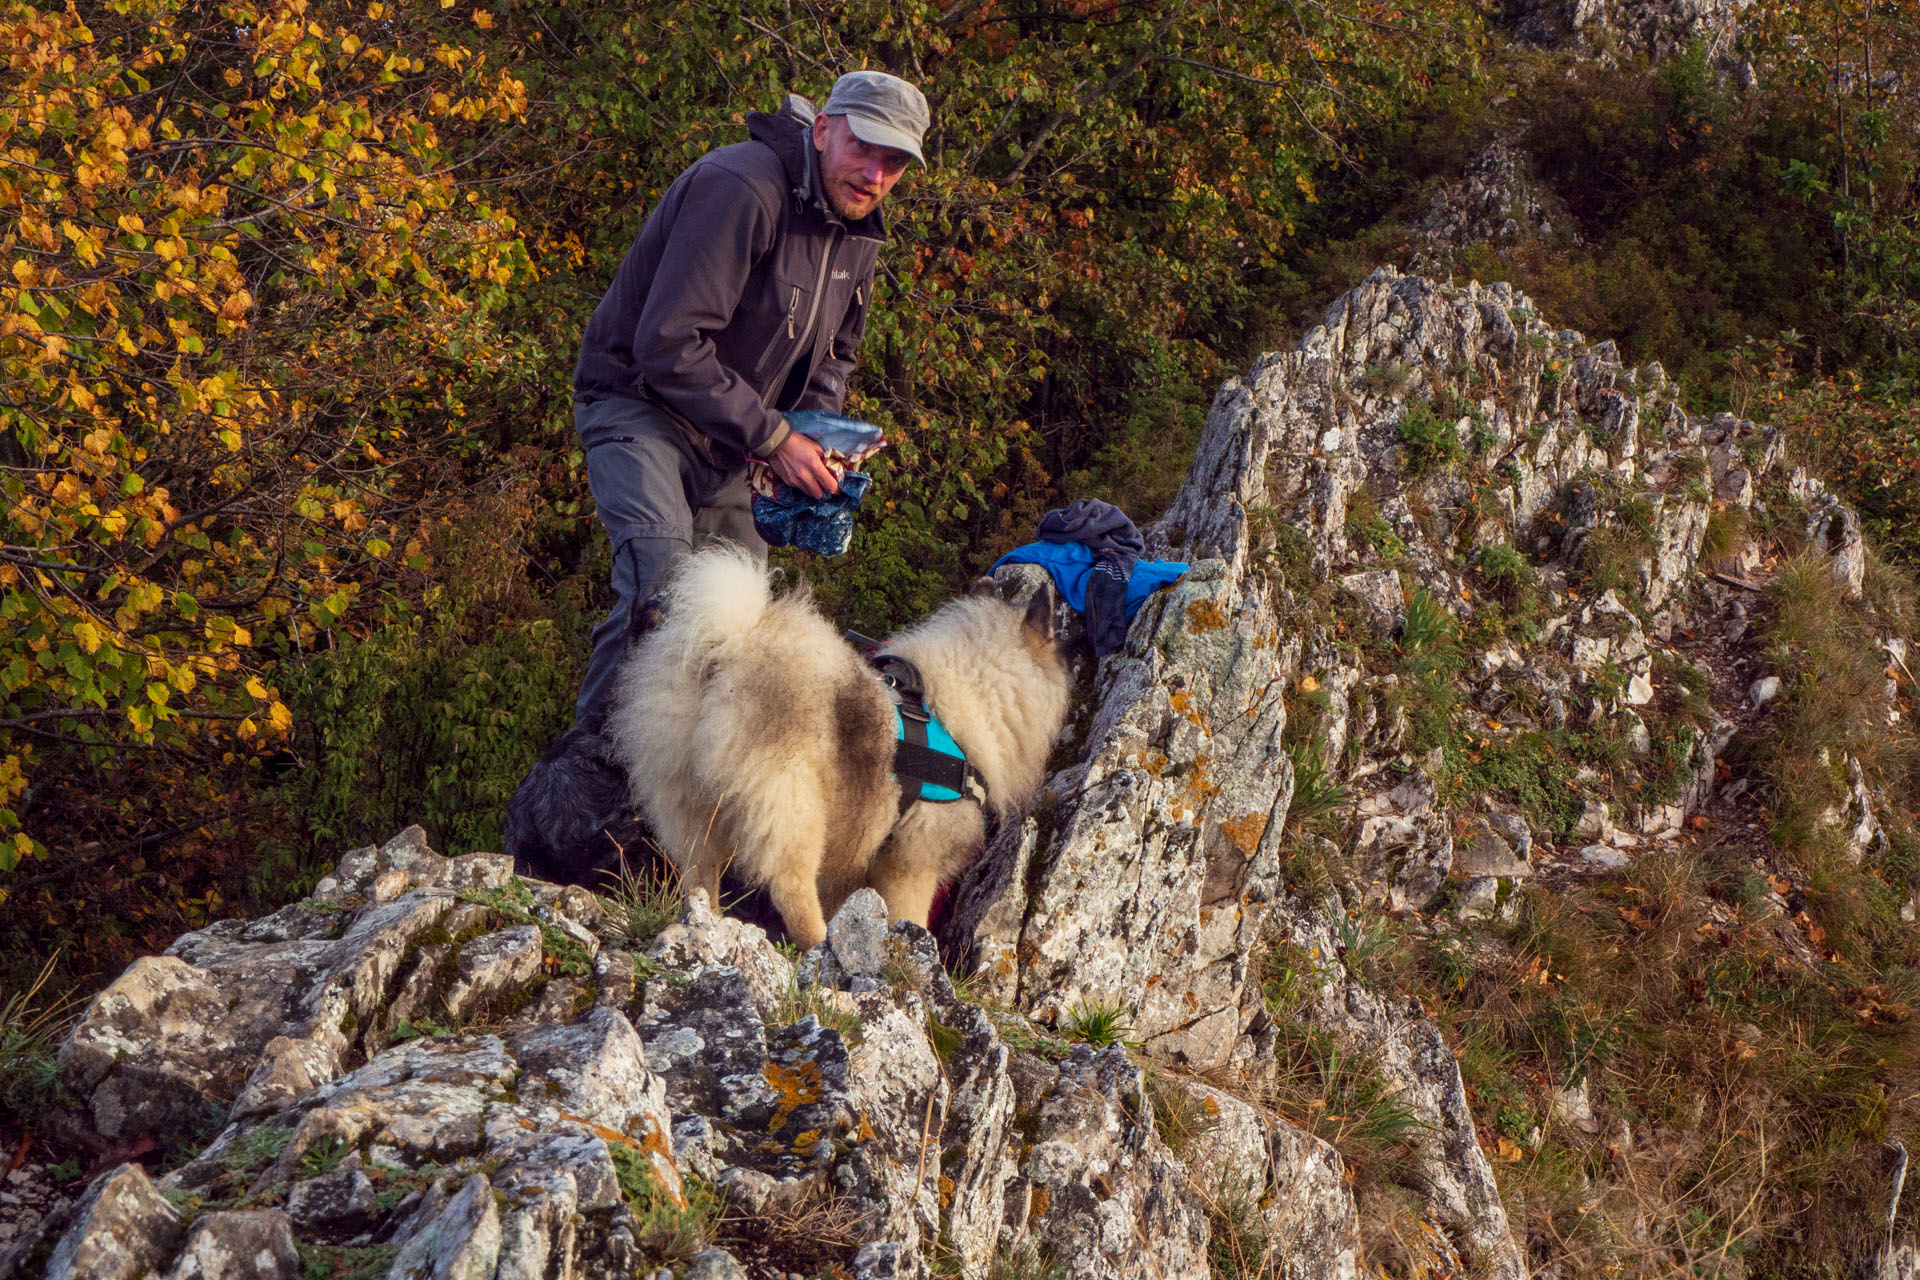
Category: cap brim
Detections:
[{"x1": 843, "y1": 112, "x2": 925, "y2": 166}]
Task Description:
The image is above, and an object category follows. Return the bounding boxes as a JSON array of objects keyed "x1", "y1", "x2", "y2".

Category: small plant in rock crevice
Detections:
[
  {"x1": 1397, "y1": 587, "x2": 1458, "y2": 659},
  {"x1": 1286, "y1": 736, "x2": 1353, "y2": 835},
  {"x1": 1399, "y1": 397, "x2": 1465, "y2": 476},
  {"x1": 1062, "y1": 996, "x2": 1135, "y2": 1047},
  {"x1": 1144, "y1": 1068, "x2": 1219, "y2": 1161},
  {"x1": 297, "y1": 1133, "x2": 352, "y2": 1179},
  {"x1": 772, "y1": 982, "x2": 864, "y2": 1042},
  {"x1": 598, "y1": 855, "x2": 686, "y2": 947},
  {"x1": 1476, "y1": 542, "x2": 1534, "y2": 601}
]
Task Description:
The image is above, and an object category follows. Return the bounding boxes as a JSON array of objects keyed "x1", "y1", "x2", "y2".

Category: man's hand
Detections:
[{"x1": 769, "y1": 429, "x2": 840, "y2": 499}]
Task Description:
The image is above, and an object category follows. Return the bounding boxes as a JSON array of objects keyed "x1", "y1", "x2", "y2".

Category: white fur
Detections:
[{"x1": 605, "y1": 547, "x2": 1069, "y2": 946}]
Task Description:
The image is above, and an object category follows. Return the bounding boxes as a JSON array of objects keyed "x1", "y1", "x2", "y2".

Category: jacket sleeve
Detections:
[
  {"x1": 631, "y1": 165, "x2": 792, "y2": 459},
  {"x1": 792, "y1": 261, "x2": 874, "y2": 415}
]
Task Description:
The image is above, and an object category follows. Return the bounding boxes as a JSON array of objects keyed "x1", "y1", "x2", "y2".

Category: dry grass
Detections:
[
  {"x1": 713, "y1": 1183, "x2": 863, "y2": 1276},
  {"x1": 0, "y1": 952, "x2": 77, "y2": 1120},
  {"x1": 596, "y1": 847, "x2": 687, "y2": 946},
  {"x1": 1404, "y1": 837, "x2": 1920, "y2": 1278}
]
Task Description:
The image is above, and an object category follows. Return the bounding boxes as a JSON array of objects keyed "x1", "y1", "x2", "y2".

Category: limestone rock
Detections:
[
  {"x1": 164, "y1": 1211, "x2": 300, "y2": 1280},
  {"x1": 948, "y1": 561, "x2": 1296, "y2": 1070},
  {"x1": 41, "y1": 1164, "x2": 182, "y2": 1280}
]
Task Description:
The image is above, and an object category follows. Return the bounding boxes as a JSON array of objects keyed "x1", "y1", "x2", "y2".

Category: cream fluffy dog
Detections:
[{"x1": 605, "y1": 546, "x2": 1070, "y2": 947}]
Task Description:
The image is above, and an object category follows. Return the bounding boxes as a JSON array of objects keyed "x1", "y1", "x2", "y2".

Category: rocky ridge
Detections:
[{"x1": 6, "y1": 266, "x2": 1912, "y2": 1278}]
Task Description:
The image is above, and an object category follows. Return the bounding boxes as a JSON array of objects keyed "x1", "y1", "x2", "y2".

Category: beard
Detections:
[{"x1": 823, "y1": 183, "x2": 874, "y2": 222}]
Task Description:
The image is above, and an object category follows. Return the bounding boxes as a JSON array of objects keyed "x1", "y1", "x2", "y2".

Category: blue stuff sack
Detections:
[
  {"x1": 750, "y1": 412, "x2": 886, "y2": 557},
  {"x1": 753, "y1": 471, "x2": 873, "y2": 557},
  {"x1": 781, "y1": 411, "x2": 886, "y2": 458}
]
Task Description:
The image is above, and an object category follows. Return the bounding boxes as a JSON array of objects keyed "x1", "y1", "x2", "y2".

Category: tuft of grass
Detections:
[
  {"x1": 1144, "y1": 1069, "x2": 1219, "y2": 1161},
  {"x1": 219, "y1": 1125, "x2": 293, "y2": 1173},
  {"x1": 1397, "y1": 587, "x2": 1457, "y2": 659},
  {"x1": 1062, "y1": 996, "x2": 1135, "y2": 1047},
  {"x1": 297, "y1": 1243, "x2": 395, "y2": 1280},
  {"x1": 1203, "y1": 1170, "x2": 1276, "y2": 1279},
  {"x1": 772, "y1": 981, "x2": 863, "y2": 1041},
  {"x1": 0, "y1": 954, "x2": 74, "y2": 1117},
  {"x1": 1285, "y1": 736, "x2": 1352, "y2": 835},
  {"x1": 610, "y1": 1144, "x2": 717, "y2": 1263},
  {"x1": 1699, "y1": 504, "x2": 1750, "y2": 571},
  {"x1": 1332, "y1": 912, "x2": 1400, "y2": 988},
  {"x1": 1270, "y1": 1020, "x2": 1430, "y2": 1172},
  {"x1": 598, "y1": 853, "x2": 686, "y2": 947}
]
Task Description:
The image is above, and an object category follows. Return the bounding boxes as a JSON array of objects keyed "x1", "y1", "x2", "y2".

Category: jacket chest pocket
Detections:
[{"x1": 752, "y1": 276, "x2": 812, "y2": 378}]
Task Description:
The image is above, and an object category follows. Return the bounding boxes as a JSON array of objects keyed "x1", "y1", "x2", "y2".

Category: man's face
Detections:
[{"x1": 811, "y1": 112, "x2": 911, "y2": 221}]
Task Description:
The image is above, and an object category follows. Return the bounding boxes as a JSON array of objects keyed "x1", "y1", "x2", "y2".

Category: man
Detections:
[{"x1": 568, "y1": 70, "x2": 929, "y2": 731}]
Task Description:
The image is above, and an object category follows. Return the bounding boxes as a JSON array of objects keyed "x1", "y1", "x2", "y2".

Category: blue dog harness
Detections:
[{"x1": 846, "y1": 632, "x2": 986, "y2": 812}]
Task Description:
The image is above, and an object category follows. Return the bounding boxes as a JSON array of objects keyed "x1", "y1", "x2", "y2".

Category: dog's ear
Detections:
[
  {"x1": 1022, "y1": 584, "x2": 1059, "y2": 644},
  {"x1": 968, "y1": 575, "x2": 1000, "y2": 600}
]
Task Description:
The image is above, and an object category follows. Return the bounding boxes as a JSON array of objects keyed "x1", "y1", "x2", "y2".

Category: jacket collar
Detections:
[{"x1": 746, "y1": 101, "x2": 888, "y2": 242}]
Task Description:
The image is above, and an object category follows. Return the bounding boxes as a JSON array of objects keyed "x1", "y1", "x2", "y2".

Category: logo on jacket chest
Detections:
[{"x1": 830, "y1": 268, "x2": 852, "y2": 281}]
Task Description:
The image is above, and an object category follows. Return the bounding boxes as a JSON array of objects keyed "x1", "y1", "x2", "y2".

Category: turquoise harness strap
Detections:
[
  {"x1": 850, "y1": 642, "x2": 983, "y2": 810},
  {"x1": 893, "y1": 705, "x2": 972, "y2": 803}
]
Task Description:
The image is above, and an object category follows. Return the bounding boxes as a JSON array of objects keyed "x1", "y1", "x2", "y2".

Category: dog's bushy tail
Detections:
[{"x1": 652, "y1": 544, "x2": 772, "y2": 666}]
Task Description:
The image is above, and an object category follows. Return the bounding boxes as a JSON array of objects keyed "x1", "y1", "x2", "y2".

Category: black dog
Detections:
[{"x1": 502, "y1": 725, "x2": 648, "y2": 887}]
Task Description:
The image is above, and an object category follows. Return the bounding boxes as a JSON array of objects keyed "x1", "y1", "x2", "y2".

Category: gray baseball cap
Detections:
[{"x1": 822, "y1": 71, "x2": 930, "y2": 165}]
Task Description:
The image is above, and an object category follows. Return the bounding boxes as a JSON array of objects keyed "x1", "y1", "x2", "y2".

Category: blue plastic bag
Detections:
[
  {"x1": 750, "y1": 412, "x2": 885, "y2": 557},
  {"x1": 753, "y1": 471, "x2": 872, "y2": 557}
]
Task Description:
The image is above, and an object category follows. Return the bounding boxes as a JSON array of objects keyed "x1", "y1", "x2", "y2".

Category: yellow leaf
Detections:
[
  {"x1": 269, "y1": 701, "x2": 292, "y2": 732},
  {"x1": 72, "y1": 620, "x2": 102, "y2": 654},
  {"x1": 244, "y1": 676, "x2": 269, "y2": 699}
]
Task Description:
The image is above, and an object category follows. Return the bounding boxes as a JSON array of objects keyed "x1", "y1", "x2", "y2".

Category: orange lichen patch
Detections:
[
  {"x1": 1168, "y1": 688, "x2": 1210, "y2": 729},
  {"x1": 938, "y1": 1174, "x2": 955, "y2": 1208},
  {"x1": 1186, "y1": 598, "x2": 1230, "y2": 633},
  {"x1": 560, "y1": 1109, "x2": 686, "y2": 1208},
  {"x1": 1202, "y1": 1094, "x2": 1221, "y2": 1117},
  {"x1": 764, "y1": 1059, "x2": 824, "y2": 1132},
  {"x1": 1173, "y1": 754, "x2": 1220, "y2": 818},
  {"x1": 1139, "y1": 749, "x2": 1171, "y2": 777},
  {"x1": 791, "y1": 1128, "x2": 822, "y2": 1157},
  {"x1": 1029, "y1": 1185, "x2": 1051, "y2": 1218},
  {"x1": 857, "y1": 1114, "x2": 877, "y2": 1142},
  {"x1": 1220, "y1": 810, "x2": 1269, "y2": 856}
]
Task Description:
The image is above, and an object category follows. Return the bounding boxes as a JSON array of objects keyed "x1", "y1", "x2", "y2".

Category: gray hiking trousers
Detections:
[{"x1": 572, "y1": 396, "x2": 767, "y2": 731}]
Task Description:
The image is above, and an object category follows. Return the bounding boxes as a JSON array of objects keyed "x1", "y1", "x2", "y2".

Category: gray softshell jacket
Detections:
[{"x1": 572, "y1": 98, "x2": 885, "y2": 463}]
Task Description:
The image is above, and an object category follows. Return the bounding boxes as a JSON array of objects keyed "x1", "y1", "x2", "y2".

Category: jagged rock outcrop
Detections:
[
  {"x1": 12, "y1": 266, "x2": 1903, "y2": 1279},
  {"x1": 1502, "y1": 0, "x2": 1752, "y2": 69},
  {"x1": 1414, "y1": 139, "x2": 1575, "y2": 251},
  {"x1": 5, "y1": 836, "x2": 1359, "y2": 1279}
]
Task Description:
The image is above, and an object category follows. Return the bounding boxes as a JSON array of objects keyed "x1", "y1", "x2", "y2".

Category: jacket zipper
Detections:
[
  {"x1": 793, "y1": 225, "x2": 841, "y2": 361},
  {"x1": 754, "y1": 287, "x2": 802, "y2": 378}
]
